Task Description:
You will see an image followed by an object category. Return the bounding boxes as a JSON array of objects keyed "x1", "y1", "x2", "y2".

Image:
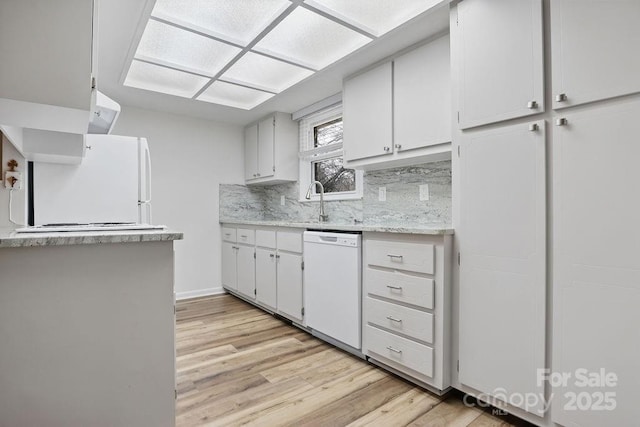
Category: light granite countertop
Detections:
[
  {"x1": 0, "y1": 229, "x2": 183, "y2": 248},
  {"x1": 220, "y1": 219, "x2": 454, "y2": 235}
]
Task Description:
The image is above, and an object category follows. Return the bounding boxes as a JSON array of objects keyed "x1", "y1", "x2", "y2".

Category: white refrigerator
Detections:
[{"x1": 31, "y1": 135, "x2": 152, "y2": 226}]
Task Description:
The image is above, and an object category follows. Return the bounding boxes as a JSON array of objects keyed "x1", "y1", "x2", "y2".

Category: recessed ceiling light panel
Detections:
[
  {"x1": 253, "y1": 7, "x2": 372, "y2": 70},
  {"x1": 151, "y1": 0, "x2": 291, "y2": 46},
  {"x1": 221, "y1": 52, "x2": 314, "y2": 93},
  {"x1": 305, "y1": 0, "x2": 442, "y2": 37},
  {"x1": 136, "y1": 20, "x2": 241, "y2": 76},
  {"x1": 197, "y1": 81, "x2": 275, "y2": 110},
  {"x1": 124, "y1": 60, "x2": 210, "y2": 98}
]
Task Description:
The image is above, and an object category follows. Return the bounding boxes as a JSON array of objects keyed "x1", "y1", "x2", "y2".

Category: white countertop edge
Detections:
[
  {"x1": 220, "y1": 220, "x2": 454, "y2": 235},
  {"x1": 0, "y1": 229, "x2": 184, "y2": 248}
]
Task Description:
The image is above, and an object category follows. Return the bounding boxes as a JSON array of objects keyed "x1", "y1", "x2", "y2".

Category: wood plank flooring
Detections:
[{"x1": 176, "y1": 294, "x2": 529, "y2": 427}]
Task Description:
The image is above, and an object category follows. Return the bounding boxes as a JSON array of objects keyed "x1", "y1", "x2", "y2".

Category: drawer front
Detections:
[
  {"x1": 366, "y1": 325, "x2": 434, "y2": 378},
  {"x1": 367, "y1": 268, "x2": 434, "y2": 310},
  {"x1": 222, "y1": 227, "x2": 236, "y2": 243},
  {"x1": 366, "y1": 297, "x2": 433, "y2": 344},
  {"x1": 237, "y1": 228, "x2": 255, "y2": 245},
  {"x1": 366, "y1": 239, "x2": 434, "y2": 274},
  {"x1": 256, "y1": 229, "x2": 276, "y2": 248},
  {"x1": 277, "y1": 231, "x2": 303, "y2": 253}
]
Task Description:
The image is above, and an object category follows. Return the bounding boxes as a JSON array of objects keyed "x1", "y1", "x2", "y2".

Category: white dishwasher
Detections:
[{"x1": 303, "y1": 231, "x2": 362, "y2": 350}]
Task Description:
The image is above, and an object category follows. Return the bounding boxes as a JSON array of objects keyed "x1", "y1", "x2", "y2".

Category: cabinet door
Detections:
[
  {"x1": 394, "y1": 35, "x2": 451, "y2": 152},
  {"x1": 456, "y1": 0, "x2": 544, "y2": 129},
  {"x1": 257, "y1": 117, "x2": 275, "y2": 179},
  {"x1": 0, "y1": 0, "x2": 94, "y2": 110},
  {"x1": 552, "y1": 100, "x2": 640, "y2": 426},
  {"x1": 236, "y1": 245, "x2": 256, "y2": 299},
  {"x1": 221, "y1": 242, "x2": 237, "y2": 290},
  {"x1": 244, "y1": 124, "x2": 258, "y2": 180},
  {"x1": 276, "y1": 252, "x2": 303, "y2": 322},
  {"x1": 343, "y1": 62, "x2": 393, "y2": 161},
  {"x1": 551, "y1": 0, "x2": 640, "y2": 109},
  {"x1": 255, "y1": 248, "x2": 277, "y2": 310},
  {"x1": 459, "y1": 121, "x2": 546, "y2": 415}
]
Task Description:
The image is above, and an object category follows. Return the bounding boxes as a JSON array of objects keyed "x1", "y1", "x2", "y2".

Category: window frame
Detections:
[{"x1": 298, "y1": 105, "x2": 363, "y2": 202}]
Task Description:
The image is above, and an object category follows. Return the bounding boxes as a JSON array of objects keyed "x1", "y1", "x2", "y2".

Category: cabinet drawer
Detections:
[
  {"x1": 277, "y1": 231, "x2": 302, "y2": 253},
  {"x1": 366, "y1": 325, "x2": 433, "y2": 378},
  {"x1": 366, "y1": 239, "x2": 434, "y2": 274},
  {"x1": 256, "y1": 229, "x2": 276, "y2": 248},
  {"x1": 222, "y1": 227, "x2": 236, "y2": 243},
  {"x1": 366, "y1": 297, "x2": 433, "y2": 344},
  {"x1": 237, "y1": 229, "x2": 255, "y2": 245},
  {"x1": 366, "y1": 268, "x2": 434, "y2": 310}
]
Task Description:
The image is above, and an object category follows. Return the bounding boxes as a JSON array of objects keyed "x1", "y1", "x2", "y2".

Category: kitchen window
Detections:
[{"x1": 298, "y1": 104, "x2": 363, "y2": 201}]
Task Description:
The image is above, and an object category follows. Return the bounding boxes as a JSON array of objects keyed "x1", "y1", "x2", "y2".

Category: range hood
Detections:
[{"x1": 88, "y1": 91, "x2": 121, "y2": 135}]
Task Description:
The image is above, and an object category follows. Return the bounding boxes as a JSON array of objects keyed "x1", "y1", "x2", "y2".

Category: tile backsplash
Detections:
[{"x1": 220, "y1": 161, "x2": 451, "y2": 227}]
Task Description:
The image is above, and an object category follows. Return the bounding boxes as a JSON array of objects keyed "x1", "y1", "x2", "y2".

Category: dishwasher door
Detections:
[{"x1": 303, "y1": 231, "x2": 362, "y2": 349}]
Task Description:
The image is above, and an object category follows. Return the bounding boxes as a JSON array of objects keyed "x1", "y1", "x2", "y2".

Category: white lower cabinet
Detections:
[
  {"x1": 236, "y1": 245, "x2": 256, "y2": 299},
  {"x1": 221, "y1": 241, "x2": 238, "y2": 291},
  {"x1": 222, "y1": 225, "x2": 304, "y2": 323},
  {"x1": 552, "y1": 100, "x2": 640, "y2": 426},
  {"x1": 458, "y1": 120, "x2": 546, "y2": 417},
  {"x1": 276, "y1": 251, "x2": 304, "y2": 323},
  {"x1": 255, "y1": 248, "x2": 277, "y2": 310},
  {"x1": 221, "y1": 229, "x2": 256, "y2": 298},
  {"x1": 362, "y1": 232, "x2": 452, "y2": 392}
]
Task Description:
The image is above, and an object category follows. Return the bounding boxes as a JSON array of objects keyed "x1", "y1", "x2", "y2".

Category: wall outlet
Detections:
[
  {"x1": 378, "y1": 187, "x2": 386, "y2": 202},
  {"x1": 280, "y1": 195, "x2": 286, "y2": 206},
  {"x1": 419, "y1": 184, "x2": 430, "y2": 201},
  {"x1": 4, "y1": 171, "x2": 22, "y2": 190}
]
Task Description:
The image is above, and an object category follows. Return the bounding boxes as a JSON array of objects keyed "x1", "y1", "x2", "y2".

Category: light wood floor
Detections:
[{"x1": 176, "y1": 294, "x2": 528, "y2": 427}]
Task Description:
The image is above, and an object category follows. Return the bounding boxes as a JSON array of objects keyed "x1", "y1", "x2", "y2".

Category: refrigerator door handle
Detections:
[{"x1": 144, "y1": 141, "x2": 152, "y2": 203}]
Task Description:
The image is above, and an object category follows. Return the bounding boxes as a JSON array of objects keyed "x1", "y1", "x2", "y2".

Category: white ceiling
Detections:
[{"x1": 97, "y1": 0, "x2": 450, "y2": 126}]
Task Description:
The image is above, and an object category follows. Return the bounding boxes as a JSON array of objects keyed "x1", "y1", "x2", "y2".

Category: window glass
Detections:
[{"x1": 312, "y1": 157, "x2": 356, "y2": 193}]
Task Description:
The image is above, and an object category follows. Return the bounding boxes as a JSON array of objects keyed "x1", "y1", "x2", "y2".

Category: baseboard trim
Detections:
[{"x1": 176, "y1": 287, "x2": 225, "y2": 300}]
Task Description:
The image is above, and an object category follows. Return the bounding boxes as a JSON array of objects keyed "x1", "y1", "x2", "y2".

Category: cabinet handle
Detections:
[
  {"x1": 386, "y1": 346, "x2": 402, "y2": 354},
  {"x1": 383, "y1": 146, "x2": 391, "y2": 152},
  {"x1": 528, "y1": 123, "x2": 539, "y2": 132},
  {"x1": 386, "y1": 285, "x2": 403, "y2": 291},
  {"x1": 269, "y1": 253, "x2": 274, "y2": 258},
  {"x1": 253, "y1": 174, "x2": 257, "y2": 177},
  {"x1": 387, "y1": 254, "x2": 403, "y2": 260},
  {"x1": 555, "y1": 93, "x2": 567, "y2": 102},
  {"x1": 555, "y1": 118, "x2": 568, "y2": 126},
  {"x1": 257, "y1": 173, "x2": 261, "y2": 177},
  {"x1": 527, "y1": 101, "x2": 538, "y2": 109},
  {"x1": 395, "y1": 144, "x2": 402, "y2": 150},
  {"x1": 276, "y1": 254, "x2": 281, "y2": 259},
  {"x1": 386, "y1": 316, "x2": 402, "y2": 323}
]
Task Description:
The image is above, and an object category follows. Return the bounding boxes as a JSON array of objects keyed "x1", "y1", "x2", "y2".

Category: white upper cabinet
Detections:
[
  {"x1": 455, "y1": 0, "x2": 544, "y2": 129},
  {"x1": 394, "y1": 35, "x2": 451, "y2": 153},
  {"x1": 343, "y1": 62, "x2": 393, "y2": 162},
  {"x1": 244, "y1": 112, "x2": 298, "y2": 185},
  {"x1": 257, "y1": 117, "x2": 275, "y2": 179},
  {"x1": 0, "y1": 0, "x2": 96, "y2": 134},
  {"x1": 459, "y1": 120, "x2": 546, "y2": 416},
  {"x1": 344, "y1": 35, "x2": 452, "y2": 170},
  {"x1": 244, "y1": 124, "x2": 258, "y2": 181},
  {"x1": 551, "y1": 0, "x2": 640, "y2": 110}
]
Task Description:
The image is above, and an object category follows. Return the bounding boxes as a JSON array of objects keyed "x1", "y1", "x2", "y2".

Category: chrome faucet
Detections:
[{"x1": 305, "y1": 181, "x2": 328, "y2": 222}]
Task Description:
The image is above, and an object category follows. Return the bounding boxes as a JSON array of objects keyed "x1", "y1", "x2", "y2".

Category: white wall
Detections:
[
  {"x1": 0, "y1": 134, "x2": 27, "y2": 232},
  {"x1": 113, "y1": 106, "x2": 244, "y2": 299}
]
